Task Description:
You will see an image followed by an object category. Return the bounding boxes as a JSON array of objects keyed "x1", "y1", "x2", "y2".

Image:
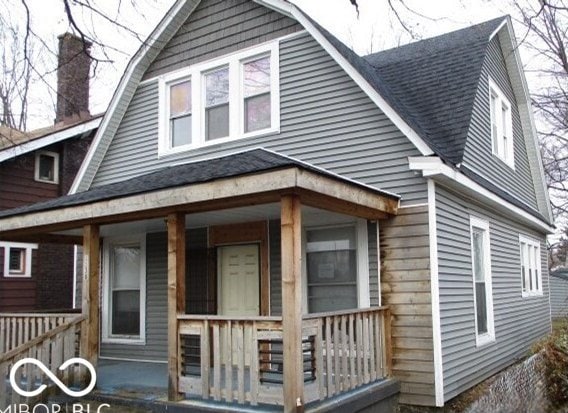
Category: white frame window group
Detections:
[
  {"x1": 0, "y1": 242, "x2": 37, "y2": 278},
  {"x1": 102, "y1": 235, "x2": 146, "y2": 345},
  {"x1": 158, "y1": 41, "x2": 280, "y2": 156},
  {"x1": 469, "y1": 216, "x2": 495, "y2": 347},
  {"x1": 34, "y1": 150, "x2": 60, "y2": 184},
  {"x1": 489, "y1": 78, "x2": 514, "y2": 168},
  {"x1": 519, "y1": 235, "x2": 542, "y2": 297}
]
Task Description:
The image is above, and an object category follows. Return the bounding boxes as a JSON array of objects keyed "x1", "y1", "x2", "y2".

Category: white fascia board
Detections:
[
  {"x1": 69, "y1": 0, "x2": 195, "y2": 194},
  {"x1": 257, "y1": 0, "x2": 434, "y2": 156},
  {"x1": 0, "y1": 117, "x2": 101, "y2": 163},
  {"x1": 409, "y1": 156, "x2": 554, "y2": 234}
]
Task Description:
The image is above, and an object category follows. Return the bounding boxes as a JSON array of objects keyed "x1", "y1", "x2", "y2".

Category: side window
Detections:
[
  {"x1": 0, "y1": 242, "x2": 38, "y2": 278},
  {"x1": 168, "y1": 79, "x2": 192, "y2": 148},
  {"x1": 35, "y1": 151, "x2": 60, "y2": 184},
  {"x1": 489, "y1": 79, "x2": 514, "y2": 168},
  {"x1": 519, "y1": 235, "x2": 542, "y2": 296},
  {"x1": 470, "y1": 216, "x2": 495, "y2": 346}
]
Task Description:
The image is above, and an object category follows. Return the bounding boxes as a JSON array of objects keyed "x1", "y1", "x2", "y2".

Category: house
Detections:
[
  {"x1": 0, "y1": 33, "x2": 100, "y2": 311},
  {"x1": 550, "y1": 269, "x2": 568, "y2": 318},
  {"x1": 0, "y1": 0, "x2": 554, "y2": 411}
]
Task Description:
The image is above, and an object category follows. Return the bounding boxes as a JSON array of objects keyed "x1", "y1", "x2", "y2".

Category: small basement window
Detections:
[{"x1": 35, "y1": 151, "x2": 60, "y2": 184}]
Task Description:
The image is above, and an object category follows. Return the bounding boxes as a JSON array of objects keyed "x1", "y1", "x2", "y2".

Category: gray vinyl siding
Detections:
[
  {"x1": 550, "y1": 275, "x2": 568, "y2": 318},
  {"x1": 435, "y1": 184, "x2": 550, "y2": 402},
  {"x1": 269, "y1": 220, "x2": 282, "y2": 315},
  {"x1": 143, "y1": 0, "x2": 302, "y2": 80},
  {"x1": 100, "y1": 232, "x2": 168, "y2": 362},
  {"x1": 461, "y1": 37, "x2": 538, "y2": 210},
  {"x1": 92, "y1": 32, "x2": 427, "y2": 204}
]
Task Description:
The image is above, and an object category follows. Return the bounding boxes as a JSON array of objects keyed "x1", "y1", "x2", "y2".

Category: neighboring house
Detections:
[
  {"x1": 550, "y1": 269, "x2": 568, "y2": 318},
  {"x1": 0, "y1": 1, "x2": 554, "y2": 411},
  {"x1": 0, "y1": 33, "x2": 100, "y2": 311}
]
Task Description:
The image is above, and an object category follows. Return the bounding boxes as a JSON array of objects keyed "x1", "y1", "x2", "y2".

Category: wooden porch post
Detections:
[
  {"x1": 167, "y1": 212, "x2": 186, "y2": 401},
  {"x1": 80, "y1": 224, "x2": 100, "y2": 368},
  {"x1": 281, "y1": 195, "x2": 304, "y2": 413}
]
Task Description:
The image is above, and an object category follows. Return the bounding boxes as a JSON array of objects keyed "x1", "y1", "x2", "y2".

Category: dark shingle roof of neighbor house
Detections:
[
  {"x1": 551, "y1": 269, "x2": 568, "y2": 281},
  {"x1": 306, "y1": 12, "x2": 505, "y2": 165},
  {"x1": 0, "y1": 148, "x2": 399, "y2": 219}
]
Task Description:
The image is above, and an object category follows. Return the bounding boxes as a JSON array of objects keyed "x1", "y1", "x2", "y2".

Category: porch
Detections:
[{"x1": 0, "y1": 149, "x2": 399, "y2": 412}]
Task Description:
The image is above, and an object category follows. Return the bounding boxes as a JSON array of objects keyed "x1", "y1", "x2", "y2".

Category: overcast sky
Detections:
[{"x1": 17, "y1": 0, "x2": 532, "y2": 128}]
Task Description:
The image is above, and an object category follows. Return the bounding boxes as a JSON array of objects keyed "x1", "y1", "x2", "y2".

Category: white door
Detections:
[{"x1": 218, "y1": 244, "x2": 260, "y2": 366}]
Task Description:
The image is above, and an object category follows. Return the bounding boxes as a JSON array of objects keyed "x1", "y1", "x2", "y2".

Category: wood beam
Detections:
[
  {"x1": 79, "y1": 224, "x2": 100, "y2": 369},
  {"x1": 167, "y1": 212, "x2": 186, "y2": 401},
  {"x1": 0, "y1": 234, "x2": 83, "y2": 245},
  {"x1": 281, "y1": 195, "x2": 304, "y2": 413}
]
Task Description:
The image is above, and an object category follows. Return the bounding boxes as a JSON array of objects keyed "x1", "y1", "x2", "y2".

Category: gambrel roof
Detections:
[{"x1": 70, "y1": 0, "x2": 552, "y2": 228}]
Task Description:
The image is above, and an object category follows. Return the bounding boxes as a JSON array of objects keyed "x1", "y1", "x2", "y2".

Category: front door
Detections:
[
  {"x1": 218, "y1": 244, "x2": 260, "y2": 366},
  {"x1": 218, "y1": 244, "x2": 260, "y2": 316}
]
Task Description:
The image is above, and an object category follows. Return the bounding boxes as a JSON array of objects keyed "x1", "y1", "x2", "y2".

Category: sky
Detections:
[{"x1": 12, "y1": 0, "x2": 533, "y2": 129}]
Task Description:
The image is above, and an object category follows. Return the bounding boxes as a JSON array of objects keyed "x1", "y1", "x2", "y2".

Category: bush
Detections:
[{"x1": 533, "y1": 318, "x2": 568, "y2": 408}]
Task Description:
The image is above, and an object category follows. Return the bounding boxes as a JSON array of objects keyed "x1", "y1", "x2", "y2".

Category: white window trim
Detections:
[
  {"x1": 158, "y1": 40, "x2": 280, "y2": 156},
  {"x1": 0, "y1": 242, "x2": 37, "y2": 278},
  {"x1": 102, "y1": 235, "x2": 146, "y2": 345},
  {"x1": 34, "y1": 150, "x2": 60, "y2": 184},
  {"x1": 301, "y1": 221, "x2": 370, "y2": 314},
  {"x1": 519, "y1": 234, "x2": 543, "y2": 297},
  {"x1": 469, "y1": 216, "x2": 495, "y2": 347},
  {"x1": 488, "y1": 78, "x2": 514, "y2": 169}
]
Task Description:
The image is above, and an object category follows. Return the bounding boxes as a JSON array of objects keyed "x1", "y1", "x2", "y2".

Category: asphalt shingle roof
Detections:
[{"x1": 0, "y1": 148, "x2": 399, "y2": 220}]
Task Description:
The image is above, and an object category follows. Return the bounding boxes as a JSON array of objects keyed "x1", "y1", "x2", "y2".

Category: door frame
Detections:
[{"x1": 209, "y1": 221, "x2": 270, "y2": 316}]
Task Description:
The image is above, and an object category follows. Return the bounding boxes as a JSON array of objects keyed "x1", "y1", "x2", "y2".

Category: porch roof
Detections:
[{"x1": 0, "y1": 148, "x2": 399, "y2": 239}]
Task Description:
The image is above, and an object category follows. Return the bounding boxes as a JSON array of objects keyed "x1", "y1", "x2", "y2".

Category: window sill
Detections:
[
  {"x1": 491, "y1": 153, "x2": 515, "y2": 171},
  {"x1": 475, "y1": 333, "x2": 495, "y2": 347},
  {"x1": 34, "y1": 178, "x2": 59, "y2": 185},
  {"x1": 3, "y1": 274, "x2": 32, "y2": 278},
  {"x1": 158, "y1": 127, "x2": 280, "y2": 158},
  {"x1": 102, "y1": 337, "x2": 146, "y2": 345},
  {"x1": 521, "y1": 291, "x2": 543, "y2": 298}
]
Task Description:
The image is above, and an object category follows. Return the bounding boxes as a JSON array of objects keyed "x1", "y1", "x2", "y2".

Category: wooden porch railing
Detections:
[
  {"x1": 0, "y1": 315, "x2": 85, "y2": 409},
  {"x1": 0, "y1": 313, "x2": 79, "y2": 354},
  {"x1": 177, "y1": 306, "x2": 391, "y2": 407}
]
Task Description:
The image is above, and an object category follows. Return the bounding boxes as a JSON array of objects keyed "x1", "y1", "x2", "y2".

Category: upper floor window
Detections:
[
  {"x1": 159, "y1": 41, "x2": 280, "y2": 155},
  {"x1": 489, "y1": 79, "x2": 514, "y2": 168},
  {"x1": 519, "y1": 235, "x2": 542, "y2": 297},
  {"x1": 35, "y1": 151, "x2": 59, "y2": 184},
  {"x1": 0, "y1": 242, "x2": 37, "y2": 278},
  {"x1": 470, "y1": 216, "x2": 495, "y2": 346}
]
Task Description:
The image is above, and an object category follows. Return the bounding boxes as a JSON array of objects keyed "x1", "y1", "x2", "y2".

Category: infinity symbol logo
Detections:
[{"x1": 9, "y1": 357, "x2": 97, "y2": 397}]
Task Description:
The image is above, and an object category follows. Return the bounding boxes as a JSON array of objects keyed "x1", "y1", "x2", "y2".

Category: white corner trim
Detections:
[
  {"x1": 376, "y1": 221, "x2": 381, "y2": 307},
  {"x1": 428, "y1": 180, "x2": 444, "y2": 407},
  {"x1": 70, "y1": 0, "x2": 198, "y2": 194},
  {"x1": 357, "y1": 218, "x2": 370, "y2": 308},
  {"x1": 72, "y1": 245, "x2": 78, "y2": 309},
  {"x1": 0, "y1": 117, "x2": 101, "y2": 163},
  {"x1": 409, "y1": 156, "x2": 554, "y2": 234},
  {"x1": 266, "y1": 1, "x2": 434, "y2": 157}
]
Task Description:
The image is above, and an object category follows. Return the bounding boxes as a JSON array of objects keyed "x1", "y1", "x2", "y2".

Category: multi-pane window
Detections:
[
  {"x1": 243, "y1": 56, "x2": 271, "y2": 133},
  {"x1": 169, "y1": 80, "x2": 192, "y2": 148},
  {"x1": 0, "y1": 242, "x2": 37, "y2": 278},
  {"x1": 205, "y1": 67, "x2": 230, "y2": 140},
  {"x1": 470, "y1": 217, "x2": 495, "y2": 346},
  {"x1": 306, "y1": 226, "x2": 358, "y2": 313},
  {"x1": 104, "y1": 238, "x2": 145, "y2": 343},
  {"x1": 489, "y1": 79, "x2": 514, "y2": 168},
  {"x1": 520, "y1": 235, "x2": 542, "y2": 296},
  {"x1": 35, "y1": 151, "x2": 59, "y2": 184},
  {"x1": 159, "y1": 42, "x2": 279, "y2": 154}
]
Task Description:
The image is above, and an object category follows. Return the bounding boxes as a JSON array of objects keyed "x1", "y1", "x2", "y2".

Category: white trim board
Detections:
[
  {"x1": 409, "y1": 156, "x2": 554, "y2": 234},
  {"x1": 0, "y1": 117, "x2": 101, "y2": 163},
  {"x1": 427, "y1": 180, "x2": 444, "y2": 407}
]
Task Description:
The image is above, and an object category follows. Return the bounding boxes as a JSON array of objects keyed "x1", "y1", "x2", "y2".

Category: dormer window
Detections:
[
  {"x1": 489, "y1": 79, "x2": 514, "y2": 168},
  {"x1": 159, "y1": 41, "x2": 279, "y2": 156}
]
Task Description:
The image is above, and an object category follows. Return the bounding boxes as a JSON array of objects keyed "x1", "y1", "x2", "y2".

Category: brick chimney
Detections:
[{"x1": 55, "y1": 33, "x2": 92, "y2": 125}]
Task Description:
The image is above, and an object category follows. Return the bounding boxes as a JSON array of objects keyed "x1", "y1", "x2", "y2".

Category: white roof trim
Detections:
[
  {"x1": 0, "y1": 117, "x2": 101, "y2": 163},
  {"x1": 409, "y1": 156, "x2": 554, "y2": 233},
  {"x1": 70, "y1": 0, "x2": 198, "y2": 194},
  {"x1": 264, "y1": 0, "x2": 434, "y2": 156}
]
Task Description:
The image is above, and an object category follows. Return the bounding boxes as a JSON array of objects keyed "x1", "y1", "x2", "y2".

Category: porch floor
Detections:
[{"x1": 96, "y1": 359, "x2": 168, "y2": 401}]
